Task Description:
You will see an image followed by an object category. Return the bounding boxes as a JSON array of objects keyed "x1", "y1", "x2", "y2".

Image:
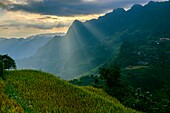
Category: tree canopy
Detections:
[
  {"x1": 0, "y1": 54, "x2": 16, "y2": 69},
  {"x1": 99, "y1": 65, "x2": 121, "y2": 88}
]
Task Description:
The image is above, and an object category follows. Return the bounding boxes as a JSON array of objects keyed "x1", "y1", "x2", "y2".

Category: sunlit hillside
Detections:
[{"x1": 0, "y1": 70, "x2": 139, "y2": 113}]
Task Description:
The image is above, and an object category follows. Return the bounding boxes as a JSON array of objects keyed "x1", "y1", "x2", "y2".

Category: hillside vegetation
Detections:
[
  {"x1": 0, "y1": 78, "x2": 24, "y2": 112},
  {"x1": 0, "y1": 70, "x2": 138, "y2": 113},
  {"x1": 70, "y1": 37, "x2": 170, "y2": 112}
]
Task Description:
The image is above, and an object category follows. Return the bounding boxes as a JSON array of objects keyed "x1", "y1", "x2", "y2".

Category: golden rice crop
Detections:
[
  {"x1": 3, "y1": 70, "x2": 140, "y2": 113},
  {"x1": 0, "y1": 79, "x2": 24, "y2": 113}
]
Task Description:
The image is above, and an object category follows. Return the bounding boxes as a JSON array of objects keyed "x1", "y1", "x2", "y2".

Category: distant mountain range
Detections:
[
  {"x1": 0, "y1": 33, "x2": 64, "y2": 60},
  {"x1": 2, "y1": 1, "x2": 170, "y2": 80}
]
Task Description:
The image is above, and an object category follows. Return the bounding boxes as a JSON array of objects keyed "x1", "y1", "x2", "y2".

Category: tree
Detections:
[
  {"x1": 0, "y1": 60, "x2": 4, "y2": 78},
  {"x1": 99, "y1": 65, "x2": 121, "y2": 88},
  {"x1": 0, "y1": 54, "x2": 16, "y2": 69},
  {"x1": 99, "y1": 65, "x2": 132, "y2": 101}
]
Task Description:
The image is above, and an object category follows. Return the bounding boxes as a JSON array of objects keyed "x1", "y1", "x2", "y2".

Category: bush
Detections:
[
  {"x1": 0, "y1": 61, "x2": 4, "y2": 78},
  {"x1": 99, "y1": 65, "x2": 121, "y2": 88}
]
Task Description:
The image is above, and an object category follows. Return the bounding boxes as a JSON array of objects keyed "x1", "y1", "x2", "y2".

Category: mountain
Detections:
[
  {"x1": 0, "y1": 70, "x2": 138, "y2": 113},
  {"x1": 17, "y1": 1, "x2": 170, "y2": 80},
  {"x1": 17, "y1": 22, "x2": 114, "y2": 79},
  {"x1": 0, "y1": 33, "x2": 60, "y2": 60}
]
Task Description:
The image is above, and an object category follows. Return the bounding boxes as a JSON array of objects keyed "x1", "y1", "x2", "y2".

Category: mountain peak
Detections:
[
  {"x1": 112, "y1": 8, "x2": 126, "y2": 14},
  {"x1": 148, "y1": 1, "x2": 156, "y2": 5},
  {"x1": 73, "y1": 20, "x2": 82, "y2": 25},
  {"x1": 70, "y1": 19, "x2": 83, "y2": 28},
  {"x1": 130, "y1": 4, "x2": 143, "y2": 11},
  {"x1": 100, "y1": 8, "x2": 125, "y2": 19}
]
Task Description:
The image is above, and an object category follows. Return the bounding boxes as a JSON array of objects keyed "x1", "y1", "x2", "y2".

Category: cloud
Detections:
[
  {"x1": 0, "y1": 20, "x2": 70, "y2": 30},
  {"x1": 0, "y1": 0, "x2": 168, "y2": 38},
  {"x1": 37, "y1": 16, "x2": 58, "y2": 20},
  {"x1": 0, "y1": 0, "x2": 6, "y2": 8},
  {"x1": 0, "y1": 0, "x2": 167, "y2": 16}
]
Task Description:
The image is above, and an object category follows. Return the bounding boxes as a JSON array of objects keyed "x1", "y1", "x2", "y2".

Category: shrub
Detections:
[{"x1": 0, "y1": 61, "x2": 4, "y2": 78}]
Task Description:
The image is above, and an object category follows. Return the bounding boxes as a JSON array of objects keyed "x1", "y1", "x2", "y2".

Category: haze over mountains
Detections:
[
  {"x1": 1, "y1": 1, "x2": 170, "y2": 80},
  {"x1": 0, "y1": 33, "x2": 64, "y2": 60}
]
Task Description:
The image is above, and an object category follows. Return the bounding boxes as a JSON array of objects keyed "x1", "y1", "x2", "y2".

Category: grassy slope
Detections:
[
  {"x1": 1, "y1": 70, "x2": 139, "y2": 113},
  {"x1": 0, "y1": 78, "x2": 24, "y2": 113}
]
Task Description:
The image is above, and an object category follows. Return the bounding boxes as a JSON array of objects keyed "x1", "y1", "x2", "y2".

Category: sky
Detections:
[{"x1": 0, "y1": 0, "x2": 167, "y2": 38}]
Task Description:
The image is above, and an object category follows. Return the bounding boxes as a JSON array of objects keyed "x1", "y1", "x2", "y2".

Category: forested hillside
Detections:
[{"x1": 70, "y1": 31, "x2": 170, "y2": 113}]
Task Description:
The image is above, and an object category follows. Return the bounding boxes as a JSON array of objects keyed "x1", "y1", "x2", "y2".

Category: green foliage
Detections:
[
  {"x1": 109, "y1": 34, "x2": 170, "y2": 99},
  {"x1": 100, "y1": 66, "x2": 170, "y2": 113},
  {"x1": 69, "y1": 34, "x2": 170, "y2": 112},
  {"x1": 122, "y1": 88, "x2": 154, "y2": 112},
  {"x1": 82, "y1": 86, "x2": 120, "y2": 104},
  {"x1": 114, "y1": 41, "x2": 138, "y2": 68},
  {"x1": 0, "y1": 79, "x2": 25, "y2": 113},
  {"x1": 5, "y1": 81, "x2": 34, "y2": 113},
  {"x1": 0, "y1": 54, "x2": 16, "y2": 69},
  {"x1": 0, "y1": 61, "x2": 4, "y2": 78},
  {"x1": 99, "y1": 66, "x2": 121, "y2": 88},
  {"x1": 123, "y1": 87, "x2": 170, "y2": 113},
  {"x1": 70, "y1": 74, "x2": 97, "y2": 86},
  {"x1": 2, "y1": 70, "x2": 138, "y2": 113},
  {"x1": 98, "y1": 66, "x2": 133, "y2": 107}
]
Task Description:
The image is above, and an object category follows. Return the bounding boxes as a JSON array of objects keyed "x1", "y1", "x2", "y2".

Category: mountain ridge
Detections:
[
  {"x1": 0, "y1": 33, "x2": 60, "y2": 60},
  {"x1": 17, "y1": 1, "x2": 170, "y2": 80}
]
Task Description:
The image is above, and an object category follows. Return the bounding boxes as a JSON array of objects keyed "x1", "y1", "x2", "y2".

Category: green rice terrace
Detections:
[{"x1": 0, "y1": 70, "x2": 139, "y2": 113}]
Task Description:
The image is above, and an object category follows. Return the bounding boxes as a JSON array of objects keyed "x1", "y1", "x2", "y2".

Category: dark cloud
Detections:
[
  {"x1": 25, "y1": 22, "x2": 70, "y2": 29},
  {"x1": 0, "y1": 1, "x2": 5, "y2": 8},
  {"x1": 0, "y1": 0, "x2": 13, "y2": 8},
  {"x1": 1, "y1": 20, "x2": 70, "y2": 30},
  {"x1": 0, "y1": 0, "x2": 167, "y2": 16},
  {"x1": 37, "y1": 16, "x2": 58, "y2": 20}
]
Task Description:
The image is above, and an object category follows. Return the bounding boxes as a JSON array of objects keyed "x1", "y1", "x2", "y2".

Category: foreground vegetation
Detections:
[
  {"x1": 0, "y1": 70, "x2": 138, "y2": 113},
  {"x1": 0, "y1": 78, "x2": 24, "y2": 112}
]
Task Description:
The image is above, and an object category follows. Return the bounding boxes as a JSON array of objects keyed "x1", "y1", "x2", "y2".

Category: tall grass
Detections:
[
  {"x1": 0, "y1": 78, "x2": 24, "y2": 113},
  {"x1": 3, "y1": 70, "x2": 139, "y2": 113}
]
